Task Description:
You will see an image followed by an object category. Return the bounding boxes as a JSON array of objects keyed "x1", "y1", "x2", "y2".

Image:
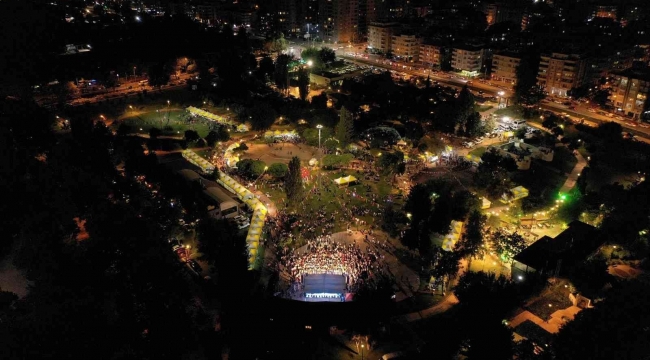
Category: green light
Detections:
[{"x1": 560, "y1": 194, "x2": 567, "y2": 200}]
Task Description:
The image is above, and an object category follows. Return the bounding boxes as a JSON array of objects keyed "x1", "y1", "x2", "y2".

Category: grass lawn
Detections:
[
  {"x1": 469, "y1": 147, "x2": 487, "y2": 158},
  {"x1": 258, "y1": 168, "x2": 399, "y2": 243},
  {"x1": 118, "y1": 110, "x2": 212, "y2": 138}
]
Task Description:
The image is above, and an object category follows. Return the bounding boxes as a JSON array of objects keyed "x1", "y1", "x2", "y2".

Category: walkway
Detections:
[{"x1": 560, "y1": 151, "x2": 587, "y2": 193}]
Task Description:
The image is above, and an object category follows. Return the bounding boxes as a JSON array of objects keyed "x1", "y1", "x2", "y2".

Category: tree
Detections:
[
  {"x1": 59, "y1": 81, "x2": 79, "y2": 102},
  {"x1": 297, "y1": 66, "x2": 310, "y2": 101},
  {"x1": 264, "y1": 32, "x2": 288, "y2": 54},
  {"x1": 311, "y1": 93, "x2": 328, "y2": 109},
  {"x1": 319, "y1": 47, "x2": 336, "y2": 64},
  {"x1": 259, "y1": 56, "x2": 275, "y2": 79},
  {"x1": 267, "y1": 163, "x2": 288, "y2": 178},
  {"x1": 300, "y1": 47, "x2": 323, "y2": 69},
  {"x1": 378, "y1": 151, "x2": 405, "y2": 176},
  {"x1": 184, "y1": 130, "x2": 200, "y2": 142},
  {"x1": 248, "y1": 102, "x2": 277, "y2": 131},
  {"x1": 493, "y1": 230, "x2": 526, "y2": 263},
  {"x1": 205, "y1": 130, "x2": 218, "y2": 147},
  {"x1": 464, "y1": 112, "x2": 484, "y2": 137},
  {"x1": 148, "y1": 61, "x2": 172, "y2": 88},
  {"x1": 274, "y1": 54, "x2": 291, "y2": 92},
  {"x1": 335, "y1": 106, "x2": 354, "y2": 146},
  {"x1": 216, "y1": 126, "x2": 230, "y2": 142},
  {"x1": 475, "y1": 148, "x2": 518, "y2": 198},
  {"x1": 514, "y1": 53, "x2": 541, "y2": 105},
  {"x1": 149, "y1": 127, "x2": 162, "y2": 139},
  {"x1": 457, "y1": 210, "x2": 487, "y2": 259},
  {"x1": 553, "y1": 280, "x2": 650, "y2": 360},
  {"x1": 284, "y1": 156, "x2": 303, "y2": 202}
]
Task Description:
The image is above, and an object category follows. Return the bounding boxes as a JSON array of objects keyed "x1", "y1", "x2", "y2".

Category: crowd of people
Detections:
[{"x1": 279, "y1": 236, "x2": 386, "y2": 292}]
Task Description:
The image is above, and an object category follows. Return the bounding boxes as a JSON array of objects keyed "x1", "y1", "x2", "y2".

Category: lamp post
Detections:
[
  {"x1": 498, "y1": 91, "x2": 505, "y2": 108},
  {"x1": 185, "y1": 244, "x2": 191, "y2": 260},
  {"x1": 361, "y1": 344, "x2": 364, "y2": 360},
  {"x1": 316, "y1": 124, "x2": 323, "y2": 150},
  {"x1": 133, "y1": 66, "x2": 136, "y2": 78}
]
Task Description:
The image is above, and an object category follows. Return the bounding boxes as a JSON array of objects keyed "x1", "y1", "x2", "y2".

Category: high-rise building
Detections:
[
  {"x1": 609, "y1": 67, "x2": 650, "y2": 119},
  {"x1": 537, "y1": 53, "x2": 587, "y2": 97},
  {"x1": 367, "y1": 22, "x2": 400, "y2": 53},
  {"x1": 492, "y1": 52, "x2": 521, "y2": 84},
  {"x1": 319, "y1": 0, "x2": 359, "y2": 43}
]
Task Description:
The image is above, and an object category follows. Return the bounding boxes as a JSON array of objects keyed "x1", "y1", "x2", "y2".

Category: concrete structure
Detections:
[
  {"x1": 391, "y1": 34, "x2": 420, "y2": 62},
  {"x1": 537, "y1": 53, "x2": 587, "y2": 97},
  {"x1": 512, "y1": 221, "x2": 601, "y2": 280},
  {"x1": 609, "y1": 67, "x2": 650, "y2": 119},
  {"x1": 319, "y1": 0, "x2": 359, "y2": 43},
  {"x1": 367, "y1": 22, "x2": 400, "y2": 53},
  {"x1": 492, "y1": 52, "x2": 520, "y2": 84},
  {"x1": 420, "y1": 43, "x2": 442, "y2": 68},
  {"x1": 452, "y1": 46, "x2": 484, "y2": 75}
]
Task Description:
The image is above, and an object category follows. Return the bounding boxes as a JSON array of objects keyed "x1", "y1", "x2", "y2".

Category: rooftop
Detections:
[
  {"x1": 513, "y1": 221, "x2": 601, "y2": 273},
  {"x1": 611, "y1": 67, "x2": 650, "y2": 82}
]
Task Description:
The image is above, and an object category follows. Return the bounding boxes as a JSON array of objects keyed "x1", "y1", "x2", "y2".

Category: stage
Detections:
[{"x1": 302, "y1": 274, "x2": 347, "y2": 302}]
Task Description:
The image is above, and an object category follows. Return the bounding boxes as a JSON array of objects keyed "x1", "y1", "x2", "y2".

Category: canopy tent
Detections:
[
  {"x1": 501, "y1": 186, "x2": 529, "y2": 203},
  {"x1": 264, "y1": 129, "x2": 299, "y2": 139},
  {"x1": 481, "y1": 197, "x2": 492, "y2": 209},
  {"x1": 442, "y1": 221, "x2": 463, "y2": 252},
  {"x1": 182, "y1": 150, "x2": 215, "y2": 173},
  {"x1": 186, "y1": 106, "x2": 235, "y2": 126},
  {"x1": 333, "y1": 175, "x2": 358, "y2": 186}
]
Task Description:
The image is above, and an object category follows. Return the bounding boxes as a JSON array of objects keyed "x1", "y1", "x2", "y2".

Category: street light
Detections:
[
  {"x1": 316, "y1": 124, "x2": 323, "y2": 150},
  {"x1": 307, "y1": 60, "x2": 313, "y2": 67},
  {"x1": 361, "y1": 344, "x2": 365, "y2": 360}
]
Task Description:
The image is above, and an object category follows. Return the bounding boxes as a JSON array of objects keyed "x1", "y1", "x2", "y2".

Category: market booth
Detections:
[
  {"x1": 333, "y1": 175, "x2": 358, "y2": 187},
  {"x1": 442, "y1": 221, "x2": 464, "y2": 251},
  {"x1": 501, "y1": 186, "x2": 529, "y2": 203},
  {"x1": 186, "y1": 106, "x2": 235, "y2": 126}
]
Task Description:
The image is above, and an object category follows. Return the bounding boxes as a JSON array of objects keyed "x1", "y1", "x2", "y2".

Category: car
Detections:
[
  {"x1": 639, "y1": 123, "x2": 650, "y2": 128},
  {"x1": 626, "y1": 121, "x2": 638, "y2": 127},
  {"x1": 187, "y1": 260, "x2": 202, "y2": 274}
]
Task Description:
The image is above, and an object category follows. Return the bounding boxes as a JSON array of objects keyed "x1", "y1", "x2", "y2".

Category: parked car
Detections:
[{"x1": 188, "y1": 260, "x2": 202, "y2": 274}]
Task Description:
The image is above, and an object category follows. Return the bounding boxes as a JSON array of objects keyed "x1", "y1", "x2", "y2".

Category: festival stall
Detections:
[
  {"x1": 442, "y1": 221, "x2": 464, "y2": 252},
  {"x1": 263, "y1": 129, "x2": 299, "y2": 141},
  {"x1": 501, "y1": 186, "x2": 529, "y2": 203},
  {"x1": 182, "y1": 149, "x2": 215, "y2": 173},
  {"x1": 481, "y1": 197, "x2": 492, "y2": 209},
  {"x1": 333, "y1": 175, "x2": 358, "y2": 187},
  {"x1": 186, "y1": 106, "x2": 236, "y2": 126}
]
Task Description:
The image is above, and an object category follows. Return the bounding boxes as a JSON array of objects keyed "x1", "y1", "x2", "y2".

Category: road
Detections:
[{"x1": 539, "y1": 101, "x2": 650, "y2": 139}]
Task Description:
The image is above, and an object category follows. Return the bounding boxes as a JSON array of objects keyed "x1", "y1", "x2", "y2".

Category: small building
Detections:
[
  {"x1": 491, "y1": 140, "x2": 553, "y2": 170},
  {"x1": 203, "y1": 186, "x2": 239, "y2": 219},
  {"x1": 512, "y1": 221, "x2": 602, "y2": 281}
]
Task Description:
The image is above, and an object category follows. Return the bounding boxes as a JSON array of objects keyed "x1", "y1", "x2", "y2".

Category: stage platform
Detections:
[{"x1": 302, "y1": 274, "x2": 347, "y2": 302}]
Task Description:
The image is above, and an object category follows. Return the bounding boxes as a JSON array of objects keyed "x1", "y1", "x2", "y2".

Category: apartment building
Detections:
[
  {"x1": 367, "y1": 22, "x2": 400, "y2": 53},
  {"x1": 492, "y1": 52, "x2": 521, "y2": 84},
  {"x1": 391, "y1": 34, "x2": 421, "y2": 62},
  {"x1": 537, "y1": 53, "x2": 587, "y2": 97},
  {"x1": 609, "y1": 68, "x2": 650, "y2": 119},
  {"x1": 420, "y1": 43, "x2": 442, "y2": 67},
  {"x1": 452, "y1": 46, "x2": 484, "y2": 74},
  {"x1": 319, "y1": 0, "x2": 359, "y2": 43}
]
